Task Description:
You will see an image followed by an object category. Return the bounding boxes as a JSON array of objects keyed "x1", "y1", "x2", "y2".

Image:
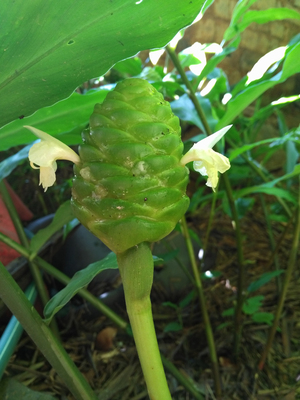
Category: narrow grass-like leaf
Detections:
[
  {"x1": 238, "y1": 9, "x2": 300, "y2": 32},
  {"x1": 0, "y1": 144, "x2": 31, "y2": 181},
  {"x1": 235, "y1": 186, "x2": 297, "y2": 204},
  {"x1": 229, "y1": 133, "x2": 296, "y2": 160},
  {"x1": 247, "y1": 270, "x2": 284, "y2": 293},
  {"x1": 43, "y1": 252, "x2": 119, "y2": 323},
  {"x1": 44, "y1": 253, "x2": 163, "y2": 323},
  {"x1": 30, "y1": 201, "x2": 74, "y2": 256}
]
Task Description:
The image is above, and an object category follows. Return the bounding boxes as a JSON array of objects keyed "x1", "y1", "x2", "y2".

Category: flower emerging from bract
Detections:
[
  {"x1": 180, "y1": 125, "x2": 232, "y2": 191},
  {"x1": 25, "y1": 126, "x2": 80, "y2": 192}
]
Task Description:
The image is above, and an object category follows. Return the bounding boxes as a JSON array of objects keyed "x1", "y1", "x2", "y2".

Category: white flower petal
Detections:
[
  {"x1": 25, "y1": 126, "x2": 80, "y2": 165},
  {"x1": 193, "y1": 125, "x2": 232, "y2": 150},
  {"x1": 25, "y1": 125, "x2": 80, "y2": 191},
  {"x1": 193, "y1": 149, "x2": 230, "y2": 191},
  {"x1": 39, "y1": 163, "x2": 57, "y2": 192},
  {"x1": 180, "y1": 125, "x2": 232, "y2": 191}
]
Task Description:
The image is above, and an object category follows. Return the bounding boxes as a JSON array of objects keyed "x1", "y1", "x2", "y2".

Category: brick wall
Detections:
[{"x1": 184, "y1": 0, "x2": 300, "y2": 92}]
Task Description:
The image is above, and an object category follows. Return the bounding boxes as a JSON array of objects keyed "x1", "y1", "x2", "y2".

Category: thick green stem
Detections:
[
  {"x1": 166, "y1": 45, "x2": 210, "y2": 135},
  {"x1": 0, "y1": 260, "x2": 97, "y2": 400},
  {"x1": 167, "y1": 45, "x2": 223, "y2": 395},
  {"x1": 180, "y1": 217, "x2": 222, "y2": 398},
  {"x1": 0, "y1": 231, "x2": 203, "y2": 399},
  {"x1": 117, "y1": 242, "x2": 172, "y2": 400}
]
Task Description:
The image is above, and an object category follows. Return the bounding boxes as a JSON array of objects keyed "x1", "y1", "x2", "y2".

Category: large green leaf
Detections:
[
  {"x1": 0, "y1": 0, "x2": 206, "y2": 129},
  {"x1": 0, "y1": 89, "x2": 109, "y2": 151},
  {"x1": 217, "y1": 41, "x2": 300, "y2": 128}
]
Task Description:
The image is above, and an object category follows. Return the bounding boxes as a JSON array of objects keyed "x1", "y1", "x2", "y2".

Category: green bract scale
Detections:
[{"x1": 71, "y1": 78, "x2": 189, "y2": 253}]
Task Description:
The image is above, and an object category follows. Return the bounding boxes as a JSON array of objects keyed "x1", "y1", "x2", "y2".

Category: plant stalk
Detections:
[
  {"x1": 166, "y1": 45, "x2": 211, "y2": 135},
  {"x1": 180, "y1": 216, "x2": 222, "y2": 397},
  {"x1": 0, "y1": 231, "x2": 204, "y2": 399},
  {"x1": 0, "y1": 260, "x2": 98, "y2": 400},
  {"x1": 258, "y1": 187, "x2": 300, "y2": 370},
  {"x1": 117, "y1": 242, "x2": 172, "y2": 400},
  {"x1": 221, "y1": 173, "x2": 245, "y2": 357},
  {"x1": 167, "y1": 45, "x2": 246, "y2": 358},
  {"x1": 260, "y1": 194, "x2": 290, "y2": 356}
]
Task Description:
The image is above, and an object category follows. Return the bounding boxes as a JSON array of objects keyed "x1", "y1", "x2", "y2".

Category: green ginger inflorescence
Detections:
[{"x1": 71, "y1": 78, "x2": 190, "y2": 253}]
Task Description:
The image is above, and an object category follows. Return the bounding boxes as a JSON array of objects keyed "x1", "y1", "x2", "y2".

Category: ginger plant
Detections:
[{"x1": 26, "y1": 78, "x2": 231, "y2": 399}]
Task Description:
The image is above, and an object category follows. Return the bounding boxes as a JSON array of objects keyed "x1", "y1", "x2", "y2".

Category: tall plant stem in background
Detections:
[
  {"x1": 166, "y1": 45, "x2": 211, "y2": 136},
  {"x1": 0, "y1": 232, "x2": 204, "y2": 400},
  {"x1": 260, "y1": 195, "x2": 290, "y2": 356},
  {"x1": 0, "y1": 260, "x2": 98, "y2": 400},
  {"x1": 221, "y1": 174, "x2": 245, "y2": 357},
  {"x1": 167, "y1": 45, "x2": 245, "y2": 357},
  {"x1": 259, "y1": 184, "x2": 300, "y2": 370},
  {"x1": 203, "y1": 190, "x2": 218, "y2": 252},
  {"x1": 181, "y1": 216, "x2": 222, "y2": 398},
  {"x1": 0, "y1": 180, "x2": 60, "y2": 338},
  {"x1": 117, "y1": 242, "x2": 172, "y2": 400}
]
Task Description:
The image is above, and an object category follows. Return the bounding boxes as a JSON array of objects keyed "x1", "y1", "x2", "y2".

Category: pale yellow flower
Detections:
[
  {"x1": 25, "y1": 126, "x2": 80, "y2": 192},
  {"x1": 180, "y1": 125, "x2": 232, "y2": 191}
]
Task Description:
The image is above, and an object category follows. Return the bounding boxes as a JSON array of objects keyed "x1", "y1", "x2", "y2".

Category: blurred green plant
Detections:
[{"x1": 1, "y1": 0, "x2": 300, "y2": 399}]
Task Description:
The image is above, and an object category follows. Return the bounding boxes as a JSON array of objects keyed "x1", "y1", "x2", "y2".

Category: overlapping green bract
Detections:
[{"x1": 71, "y1": 79, "x2": 189, "y2": 253}]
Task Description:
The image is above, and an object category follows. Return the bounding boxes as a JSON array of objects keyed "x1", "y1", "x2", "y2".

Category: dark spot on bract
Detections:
[
  {"x1": 68, "y1": 40, "x2": 75, "y2": 45},
  {"x1": 144, "y1": 197, "x2": 147, "y2": 201},
  {"x1": 19, "y1": 115, "x2": 25, "y2": 119}
]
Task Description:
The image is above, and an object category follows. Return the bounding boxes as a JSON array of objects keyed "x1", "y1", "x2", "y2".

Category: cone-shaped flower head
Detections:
[
  {"x1": 71, "y1": 78, "x2": 190, "y2": 253},
  {"x1": 25, "y1": 126, "x2": 80, "y2": 192},
  {"x1": 180, "y1": 126, "x2": 232, "y2": 191}
]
